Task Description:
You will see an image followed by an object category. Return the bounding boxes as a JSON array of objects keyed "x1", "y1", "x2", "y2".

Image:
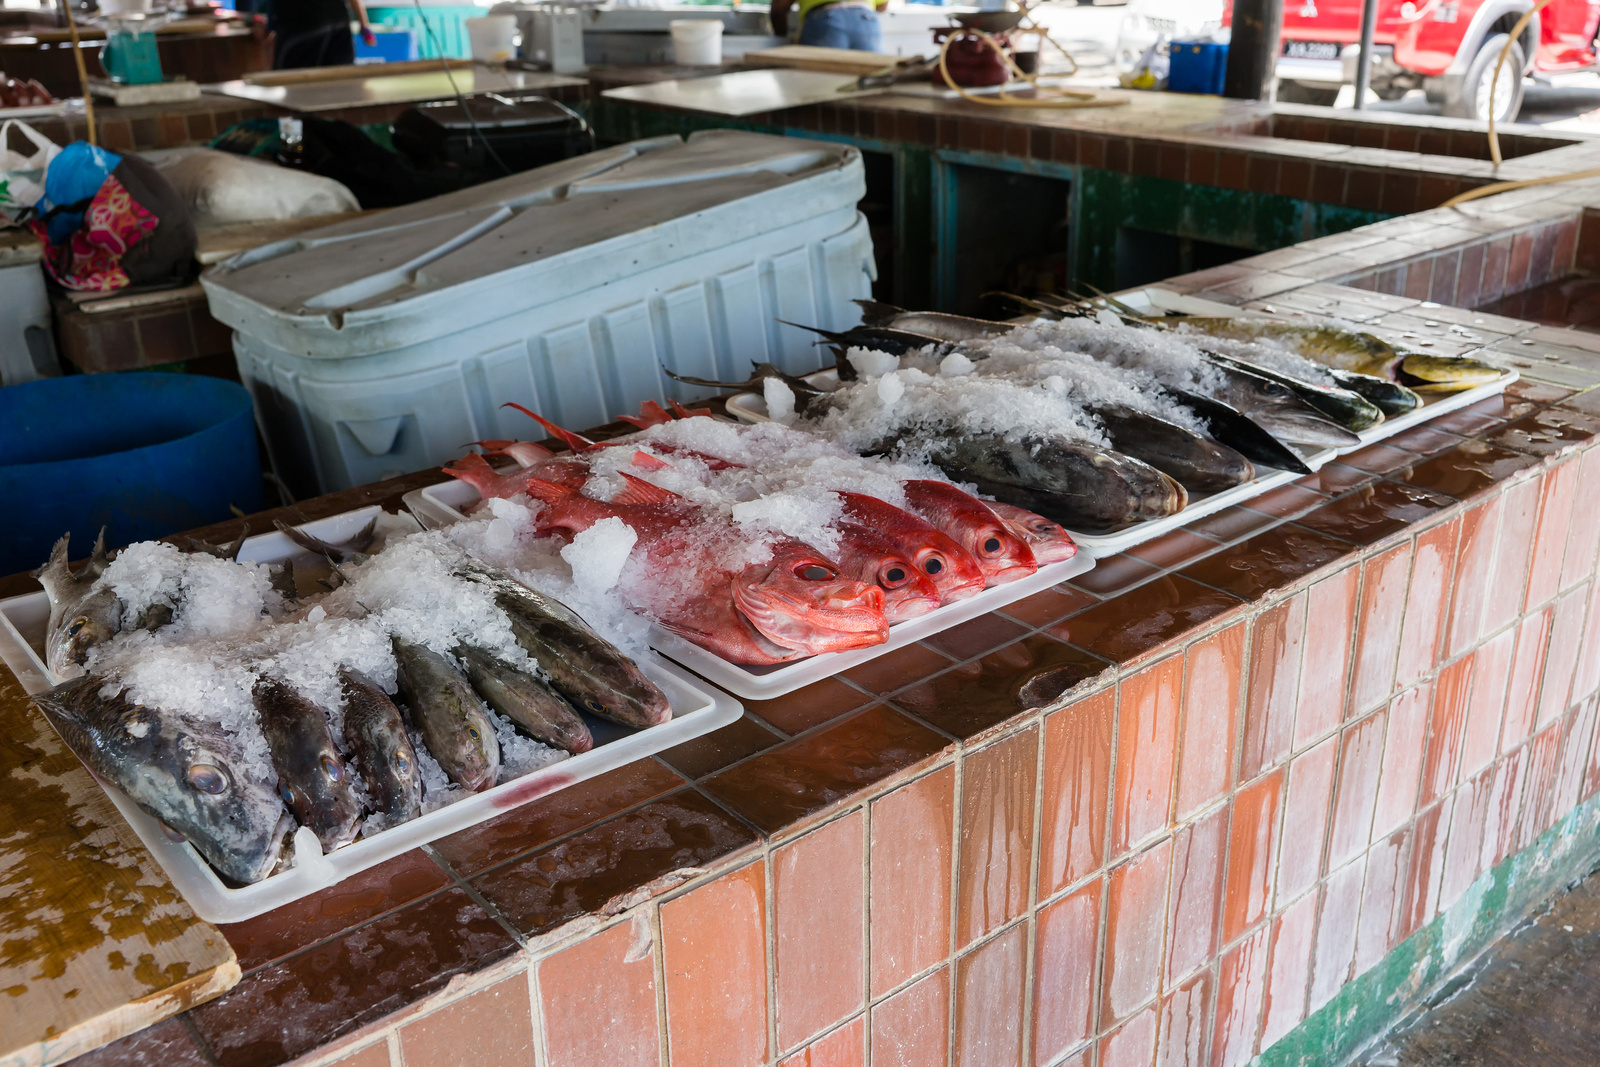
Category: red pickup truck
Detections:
[{"x1": 1223, "y1": 0, "x2": 1600, "y2": 121}]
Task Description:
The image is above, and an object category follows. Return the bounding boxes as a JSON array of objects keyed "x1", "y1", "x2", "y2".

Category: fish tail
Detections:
[
  {"x1": 32, "y1": 532, "x2": 71, "y2": 594},
  {"x1": 442, "y1": 452, "x2": 501, "y2": 495},
  {"x1": 667, "y1": 399, "x2": 707, "y2": 420},
  {"x1": 612, "y1": 471, "x2": 681, "y2": 505},
  {"x1": 502, "y1": 402, "x2": 596, "y2": 453}
]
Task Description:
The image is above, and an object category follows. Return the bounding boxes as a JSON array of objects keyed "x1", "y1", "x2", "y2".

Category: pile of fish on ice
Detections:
[
  {"x1": 28, "y1": 518, "x2": 670, "y2": 886},
  {"x1": 442, "y1": 402, "x2": 1078, "y2": 668}
]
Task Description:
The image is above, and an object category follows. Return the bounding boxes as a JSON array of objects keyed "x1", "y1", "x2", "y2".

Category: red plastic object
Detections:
[{"x1": 933, "y1": 28, "x2": 1013, "y2": 87}]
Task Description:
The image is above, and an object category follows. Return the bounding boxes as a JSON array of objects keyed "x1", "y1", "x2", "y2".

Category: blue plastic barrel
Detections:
[
  {"x1": 1168, "y1": 41, "x2": 1229, "y2": 95},
  {"x1": 0, "y1": 374, "x2": 264, "y2": 576}
]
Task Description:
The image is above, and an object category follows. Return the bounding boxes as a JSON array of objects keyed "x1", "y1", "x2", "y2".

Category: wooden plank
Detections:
[
  {"x1": 745, "y1": 44, "x2": 922, "y2": 75},
  {"x1": 0, "y1": 660, "x2": 238, "y2": 1067},
  {"x1": 242, "y1": 57, "x2": 474, "y2": 86}
]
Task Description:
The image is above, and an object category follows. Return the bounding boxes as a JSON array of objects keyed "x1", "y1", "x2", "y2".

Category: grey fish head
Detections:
[
  {"x1": 393, "y1": 638, "x2": 501, "y2": 792},
  {"x1": 33, "y1": 677, "x2": 289, "y2": 885},
  {"x1": 253, "y1": 678, "x2": 363, "y2": 852},
  {"x1": 45, "y1": 586, "x2": 123, "y2": 680},
  {"x1": 338, "y1": 666, "x2": 423, "y2": 822},
  {"x1": 1218, "y1": 370, "x2": 1361, "y2": 446}
]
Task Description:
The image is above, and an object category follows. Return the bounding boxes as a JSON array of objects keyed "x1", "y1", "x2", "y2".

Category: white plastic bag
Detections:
[
  {"x1": 0, "y1": 119, "x2": 62, "y2": 217},
  {"x1": 152, "y1": 147, "x2": 359, "y2": 226}
]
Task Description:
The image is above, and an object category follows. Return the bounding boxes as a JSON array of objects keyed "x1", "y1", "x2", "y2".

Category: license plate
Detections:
[{"x1": 1282, "y1": 40, "x2": 1341, "y2": 59}]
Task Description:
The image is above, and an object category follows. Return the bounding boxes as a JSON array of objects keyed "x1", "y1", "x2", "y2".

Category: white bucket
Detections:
[
  {"x1": 98, "y1": 0, "x2": 154, "y2": 14},
  {"x1": 669, "y1": 19, "x2": 723, "y2": 65},
  {"x1": 465, "y1": 15, "x2": 518, "y2": 62}
]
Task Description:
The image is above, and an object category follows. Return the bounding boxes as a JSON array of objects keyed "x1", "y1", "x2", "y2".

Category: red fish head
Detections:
[
  {"x1": 731, "y1": 541, "x2": 889, "y2": 657},
  {"x1": 834, "y1": 522, "x2": 941, "y2": 623},
  {"x1": 902, "y1": 481, "x2": 1038, "y2": 586},
  {"x1": 984, "y1": 502, "x2": 1079, "y2": 565},
  {"x1": 838, "y1": 492, "x2": 986, "y2": 606}
]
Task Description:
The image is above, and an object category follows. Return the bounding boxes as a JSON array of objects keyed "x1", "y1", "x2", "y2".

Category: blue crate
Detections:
[
  {"x1": 355, "y1": 28, "x2": 420, "y2": 63},
  {"x1": 1168, "y1": 41, "x2": 1228, "y2": 95}
]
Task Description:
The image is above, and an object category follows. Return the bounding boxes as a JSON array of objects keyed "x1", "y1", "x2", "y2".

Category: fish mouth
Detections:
[
  {"x1": 733, "y1": 578, "x2": 888, "y2": 656},
  {"x1": 882, "y1": 590, "x2": 942, "y2": 622},
  {"x1": 1253, "y1": 412, "x2": 1362, "y2": 447},
  {"x1": 984, "y1": 560, "x2": 1039, "y2": 586}
]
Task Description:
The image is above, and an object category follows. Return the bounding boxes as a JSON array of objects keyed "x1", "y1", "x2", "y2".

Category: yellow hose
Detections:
[
  {"x1": 1485, "y1": 0, "x2": 1553, "y2": 164},
  {"x1": 936, "y1": 26, "x2": 1123, "y2": 109}
]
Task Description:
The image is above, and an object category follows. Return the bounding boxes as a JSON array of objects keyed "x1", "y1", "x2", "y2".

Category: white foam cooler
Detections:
[{"x1": 200, "y1": 131, "x2": 875, "y2": 497}]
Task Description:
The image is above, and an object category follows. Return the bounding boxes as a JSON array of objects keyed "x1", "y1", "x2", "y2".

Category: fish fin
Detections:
[
  {"x1": 631, "y1": 450, "x2": 670, "y2": 472},
  {"x1": 274, "y1": 517, "x2": 376, "y2": 564},
  {"x1": 660, "y1": 364, "x2": 758, "y2": 391},
  {"x1": 775, "y1": 318, "x2": 843, "y2": 342},
  {"x1": 616, "y1": 415, "x2": 649, "y2": 429},
  {"x1": 611, "y1": 472, "x2": 680, "y2": 506},
  {"x1": 852, "y1": 299, "x2": 906, "y2": 326},
  {"x1": 443, "y1": 452, "x2": 501, "y2": 494},
  {"x1": 518, "y1": 477, "x2": 578, "y2": 506},
  {"x1": 32, "y1": 532, "x2": 72, "y2": 595},
  {"x1": 668, "y1": 399, "x2": 707, "y2": 420},
  {"x1": 84, "y1": 527, "x2": 111, "y2": 579},
  {"x1": 502, "y1": 402, "x2": 596, "y2": 453},
  {"x1": 469, "y1": 438, "x2": 519, "y2": 452}
]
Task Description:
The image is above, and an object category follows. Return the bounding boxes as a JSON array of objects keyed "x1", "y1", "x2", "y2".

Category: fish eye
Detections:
[
  {"x1": 187, "y1": 764, "x2": 229, "y2": 794},
  {"x1": 279, "y1": 783, "x2": 295, "y2": 805},
  {"x1": 924, "y1": 557, "x2": 944, "y2": 575},
  {"x1": 67, "y1": 617, "x2": 88, "y2": 636},
  {"x1": 799, "y1": 565, "x2": 832, "y2": 581},
  {"x1": 321, "y1": 756, "x2": 343, "y2": 782},
  {"x1": 585, "y1": 698, "x2": 606, "y2": 713},
  {"x1": 1262, "y1": 382, "x2": 1290, "y2": 397},
  {"x1": 394, "y1": 754, "x2": 410, "y2": 774},
  {"x1": 468, "y1": 726, "x2": 481, "y2": 741},
  {"x1": 982, "y1": 537, "x2": 1002, "y2": 554},
  {"x1": 883, "y1": 566, "x2": 907, "y2": 585}
]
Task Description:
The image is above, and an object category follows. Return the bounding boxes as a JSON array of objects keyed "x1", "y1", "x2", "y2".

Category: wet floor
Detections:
[{"x1": 1356, "y1": 858, "x2": 1600, "y2": 1067}]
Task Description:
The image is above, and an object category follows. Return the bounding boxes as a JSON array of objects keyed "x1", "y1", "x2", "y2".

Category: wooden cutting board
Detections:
[
  {"x1": 747, "y1": 44, "x2": 923, "y2": 75},
  {"x1": 0, "y1": 659, "x2": 238, "y2": 1067}
]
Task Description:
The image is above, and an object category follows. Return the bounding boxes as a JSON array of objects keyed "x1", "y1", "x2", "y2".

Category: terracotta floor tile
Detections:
[
  {"x1": 1503, "y1": 609, "x2": 1553, "y2": 749},
  {"x1": 658, "y1": 716, "x2": 786, "y2": 780},
  {"x1": 1395, "y1": 518, "x2": 1461, "y2": 690},
  {"x1": 321, "y1": 1042, "x2": 391, "y2": 1067},
  {"x1": 953, "y1": 924, "x2": 1027, "y2": 1067},
  {"x1": 1275, "y1": 736, "x2": 1338, "y2": 909},
  {"x1": 747, "y1": 679, "x2": 875, "y2": 736},
  {"x1": 1040, "y1": 689, "x2": 1114, "y2": 896},
  {"x1": 187, "y1": 888, "x2": 518, "y2": 1067},
  {"x1": 1103, "y1": 839, "x2": 1173, "y2": 1028},
  {"x1": 702, "y1": 705, "x2": 947, "y2": 834},
  {"x1": 957, "y1": 728, "x2": 1038, "y2": 948},
  {"x1": 1158, "y1": 971, "x2": 1212, "y2": 1067},
  {"x1": 1211, "y1": 925, "x2": 1269, "y2": 1067},
  {"x1": 1178, "y1": 526, "x2": 1356, "y2": 603},
  {"x1": 1350, "y1": 542, "x2": 1414, "y2": 717},
  {"x1": 1536, "y1": 585, "x2": 1591, "y2": 729},
  {"x1": 1527, "y1": 459, "x2": 1578, "y2": 609},
  {"x1": 72, "y1": 1017, "x2": 212, "y2": 1067},
  {"x1": 1327, "y1": 709, "x2": 1389, "y2": 870},
  {"x1": 1240, "y1": 483, "x2": 1328, "y2": 519},
  {"x1": 1308, "y1": 857, "x2": 1365, "y2": 1013},
  {"x1": 1372, "y1": 682, "x2": 1431, "y2": 841},
  {"x1": 1034, "y1": 877, "x2": 1103, "y2": 1064},
  {"x1": 1438, "y1": 769, "x2": 1495, "y2": 917},
  {"x1": 871, "y1": 967, "x2": 950, "y2": 1067},
  {"x1": 1240, "y1": 595, "x2": 1307, "y2": 780},
  {"x1": 1294, "y1": 566, "x2": 1359, "y2": 747},
  {"x1": 1101, "y1": 1005, "x2": 1159, "y2": 1067},
  {"x1": 870, "y1": 766, "x2": 955, "y2": 996},
  {"x1": 431, "y1": 759, "x2": 686, "y2": 875},
  {"x1": 1068, "y1": 553, "x2": 1162, "y2": 597},
  {"x1": 1383, "y1": 423, "x2": 1466, "y2": 458},
  {"x1": 1165, "y1": 806, "x2": 1227, "y2": 986},
  {"x1": 999, "y1": 585, "x2": 1099, "y2": 628},
  {"x1": 1560, "y1": 447, "x2": 1600, "y2": 589},
  {"x1": 776, "y1": 812, "x2": 866, "y2": 1051},
  {"x1": 399, "y1": 974, "x2": 536, "y2": 1067},
  {"x1": 1113, "y1": 655, "x2": 1184, "y2": 857},
  {"x1": 1462, "y1": 636, "x2": 1512, "y2": 778},
  {"x1": 779, "y1": 1016, "x2": 864, "y2": 1067},
  {"x1": 1223, "y1": 768, "x2": 1283, "y2": 945},
  {"x1": 538, "y1": 915, "x2": 660, "y2": 1067},
  {"x1": 923, "y1": 612, "x2": 1032, "y2": 662},
  {"x1": 1445, "y1": 497, "x2": 1504, "y2": 657},
  {"x1": 1292, "y1": 481, "x2": 1458, "y2": 546},
  {"x1": 1398, "y1": 440, "x2": 1540, "y2": 502},
  {"x1": 1489, "y1": 406, "x2": 1600, "y2": 456},
  {"x1": 1051, "y1": 576, "x2": 1244, "y2": 666},
  {"x1": 841, "y1": 642, "x2": 955, "y2": 695},
  {"x1": 471, "y1": 790, "x2": 758, "y2": 937},
  {"x1": 1128, "y1": 529, "x2": 1224, "y2": 571},
  {"x1": 1355, "y1": 826, "x2": 1412, "y2": 973},
  {"x1": 1185, "y1": 505, "x2": 1280, "y2": 543},
  {"x1": 1483, "y1": 746, "x2": 1529, "y2": 870},
  {"x1": 219, "y1": 849, "x2": 452, "y2": 974},
  {"x1": 660, "y1": 861, "x2": 769, "y2": 1067},
  {"x1": 1177, "y1": 623, "x2": 1245, "y2": 818},
  {"x1": 1338, "y1": 443, "x2": 1419, "y2": 476},
  {"x1": 1484, "y1": 477, "x2": 1540, "y2": 635},
  {"x1": 895, "y1": 634, "x2": 1109, "y2": 740},
  {"x1": 1260, "y1": 892, "x2": 1317, "y2": 1048}
]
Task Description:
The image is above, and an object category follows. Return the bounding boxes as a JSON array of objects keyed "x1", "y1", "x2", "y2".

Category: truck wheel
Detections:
[{"x1": 1446, "y1": 33, "x2": 1525, "y2": 122}]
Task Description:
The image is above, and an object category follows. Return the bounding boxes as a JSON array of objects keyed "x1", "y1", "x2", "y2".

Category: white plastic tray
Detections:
[
  {"x1": 0, "y1": 507, "x2": 741, "y2": 923},
  {"x1": 404, "y1": 480, "x2": 1096, "y2": 701}
]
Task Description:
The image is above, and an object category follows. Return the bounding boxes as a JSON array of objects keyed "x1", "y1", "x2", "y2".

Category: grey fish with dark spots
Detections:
[
  {"x1": 392, "y1": 637, "x2": 500, "y2": 791},
  {"x1": 339, "y1": 667, "x2": 422, "y2": 828},
  {"x1": 33, "y1": 676, "x2": 292, "y2": 884},
  {"x1": 456, "y1": 645, "x2": 594, "y2": 754},
  {"x1": 912, "y1": 432, "x2": 1187, "y2": 532},
  {"x1": 1200, "y1": 361, "x2": 1361, "y2": 447},
  {"x1": 1163, "y1": 387, "x2": 1311, "y2": 474},
  {"x1": 454, "y1": 560, "x2": 671, "y2": 730},
  {"x1": 35, "y1": 530, "x2": 121, "y2": 679},
  {"x1": 1090, "y1": 405, "x2": 1255, "y2": 492},
  {"x1": 252, "y1": 677, "x2": 362, "y2": 851}
]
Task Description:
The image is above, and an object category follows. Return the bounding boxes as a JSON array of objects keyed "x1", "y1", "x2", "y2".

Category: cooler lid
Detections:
[{"x1": 404, "y1": 92, "x2": 584, "y2": 133}]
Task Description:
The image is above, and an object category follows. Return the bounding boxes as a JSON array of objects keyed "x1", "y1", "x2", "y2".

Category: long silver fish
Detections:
[
  {"x1": 34, "y1": 676, "x2": 292, "y2": 885},
  {"x1": 1090, "y1": 405, "x2": 1256, "y2": 492},
  {"x1": 339, "y1": 667, "x2": 422, "y2": 829},
  {"x1": 456, "y1": 645, "x2": 594, "y2": 754},
  {"x1": 853, "y1": 300, "x2": 1015, "y2": 342},
  {"x1": 253, "y1": 678, "x2": 362, "y2": 852},
  {"x1": 1203, "y1": 352, "x2": 1384, "y2": 433},
  {"x1": 392, "y1": 638, "x2": 500, "y2": 792},
  {"x1": 1200, "y1": 361, "x2": 1361, "y2": 447},
  {"x1": 35, "y1": 531, "x2": 121, "y2": 679}
]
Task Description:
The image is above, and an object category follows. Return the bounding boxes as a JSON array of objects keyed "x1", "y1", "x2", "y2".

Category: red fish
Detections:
[
  {"x1": 832, "y1": 521, "x2": 941, "y2": 622},
  {"x1": 984, "y1": 502, "x2": 1078, "y2": 565},
  {"x1": 901, "y1": 481, "x2": 1037, "y2": 586},
  {"x1": 518, "y1": 475, "x2": 887, "y2": 665},
  {"x1": 838, "y1": 492, "x2": 986, "y2": 605}
]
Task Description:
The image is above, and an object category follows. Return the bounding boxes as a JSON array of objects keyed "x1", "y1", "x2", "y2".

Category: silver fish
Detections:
[
  {"x1": 853, "y1": 300, "x2": 1014, "y2": 342},
  {"x1": 33, "y1": 676, "x2": 292, "y2": 885},
  {"x1": 456, "y1": 645, "x2": 594, "y2": 754},
  {"x1": 339, "y1": 667, "x2": 422, "y2": 829},
  {"x1": 392, "y1": 638, "x2": 500, "y2": 792},
  {"x1": 35, "y1": 531, "x2": 121, "y2": 679},
  {"x1": 253, "y1": 677, "x2": 362, "y2": 851},
  {"x1": 1201, "y1": 362, "x2": 1361, "y2": 447}
]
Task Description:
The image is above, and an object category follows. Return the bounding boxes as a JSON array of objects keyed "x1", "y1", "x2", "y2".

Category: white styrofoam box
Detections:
[
  {"x1": 404, "y1": 479, "x2": 1096, "y2": 700},
  {"x1": 0, "y1": 506, "x2": 740, "y2": 923},
  {"x1": 201, "y1": 131, "x2": 875, "y2": 498}
]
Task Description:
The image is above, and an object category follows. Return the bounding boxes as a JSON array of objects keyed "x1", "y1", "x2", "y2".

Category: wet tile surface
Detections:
[
  {"x1": 399, "y1": 974, "x2": 537, "y2": 1067},
  {"x1": 1293, "y1": 481, "x2": 1458, "y2": 546},
  {"x1": 1052, "y1": 576, "x2": 1245, "y2": 664},
  {"x1": 1397, "y1": 441, "x2": 1541, "y2": 500},
  {"x1": 1179, "y1": 526, "x2": 1356, "y2": 602},
  {"x1": 660, "y1": 862, "x2": 769, "y2": 1067},
  {"x1": 538, "y1": 918, "x2": 660, "y2": 1067},
  {"x1": 774, "y1": 813, "x2": 866, "y2": 1051},
  {"x1": 956, "y1": 728, "x2": 1037, "y2": 948},
  {"x1": 894, "y1": 634, "x2": 1109, "y2": 738},
  {"x1": 870, "y1": 767, "x2": 955, "y2": 996},
  {"x1": 658, "y1": 716, "x2": 786, "y2": 780}
]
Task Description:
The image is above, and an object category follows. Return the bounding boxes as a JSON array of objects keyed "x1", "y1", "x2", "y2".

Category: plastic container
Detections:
[
  {"x1": 367, "y1": 4, "x2": 483, "y2": 58},
  {"x1": 200, "y1": 131, "x2": 874, "y2": 499},
  {"x1": 392, "y1": 92, "x2": 593, "y2": 175},
  {"x1": 0, "y1": 505, "x2": 742, "y2": 923},
  {"x1": 0, "y1": 373, "x2": 263, "y2": 577},
  {"x1": 1167, "y1": 41, "x2": 1228, "y2": 95},
  {"x1": 465, "y1": 14, "x2": 518, "y2": 61},
  {"x1": 0, "y1": 259, "x2": 57, "y2": 387},
  {"x1": 405, "y1": 480, "x2": 1096, "y2": 700},
  {"x1": 354, "y1": 27, "x2": 420, "y2": 63},
  {"x1": 670, "y1": 18, "x2": 723, "y2": 65}
]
